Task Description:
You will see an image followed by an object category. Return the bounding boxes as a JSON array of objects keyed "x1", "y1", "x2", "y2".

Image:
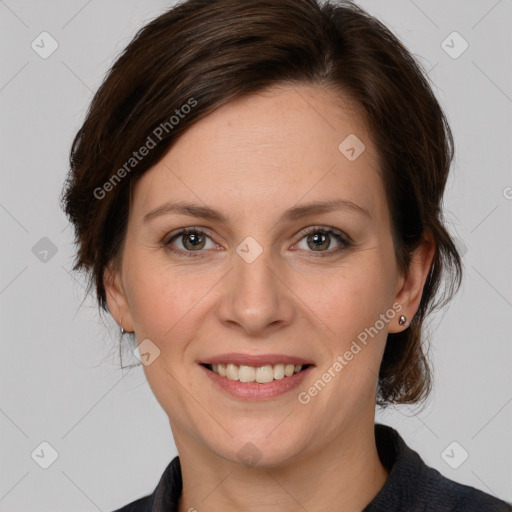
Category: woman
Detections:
[{"x1": 61, "y1": 0, "x2": 511, "y2": 510}]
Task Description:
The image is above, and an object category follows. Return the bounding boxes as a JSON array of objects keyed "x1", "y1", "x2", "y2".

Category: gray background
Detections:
[{"x1": 1, "y1": 0, "x2": 511, "y2": 510}]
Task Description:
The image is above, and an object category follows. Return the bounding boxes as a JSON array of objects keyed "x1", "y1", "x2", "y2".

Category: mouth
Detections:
[
  {"x1": 200, "y1": 362, "x2": 313, "y2": 383},
  {"x1": 198, "y1": 353, "x2": 316, "y2": 399}
]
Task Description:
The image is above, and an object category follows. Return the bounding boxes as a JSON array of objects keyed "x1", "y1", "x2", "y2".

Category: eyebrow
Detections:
[{"x1": 143, "y1": 198, "x2": 371, "y2": 225}]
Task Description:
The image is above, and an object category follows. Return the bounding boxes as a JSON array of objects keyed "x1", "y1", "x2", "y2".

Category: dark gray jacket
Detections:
[{"x1": 113, "y1": 424, "x2": 511, "y2": 511}]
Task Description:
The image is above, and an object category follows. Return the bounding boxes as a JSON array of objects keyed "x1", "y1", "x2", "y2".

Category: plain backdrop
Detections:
[{"x1": 1, "y1": 0, "x2": 511, "y2": 510}]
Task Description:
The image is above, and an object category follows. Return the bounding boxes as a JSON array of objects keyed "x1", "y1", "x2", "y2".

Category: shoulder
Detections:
[
  {"x1": 111, "y1": 456, "x2": 182, "y2": 512},
  {"x1": 418, "y1": 460, "x2": 511, "y2": 511},
  {"x1": 367, "y1": 424, "x2": 511, "y2": 511},
  {"x1": 112, "y1": 495, "x2": 153, "y2": 512}
]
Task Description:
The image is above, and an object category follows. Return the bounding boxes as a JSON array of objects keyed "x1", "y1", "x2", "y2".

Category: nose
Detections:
[{"x1": 217, "y1": 240, "x2": 296, "y2": 337}]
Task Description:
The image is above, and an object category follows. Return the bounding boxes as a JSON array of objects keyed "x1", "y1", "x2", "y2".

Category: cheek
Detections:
[
  {"x1": 124, "y1": 254, "x2": 216, "y2": 341},
  {"x1": 126, "y1": 260, "x2": 208, "y2": 409},
  {"x1": 307, "y1": 260, "x2": 393, "y2": 339}
]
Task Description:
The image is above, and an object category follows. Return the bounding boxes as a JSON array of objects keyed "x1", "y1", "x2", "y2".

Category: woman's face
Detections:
[{"x1": 106, "y1": 84, "x2": 415, "y2": 466}]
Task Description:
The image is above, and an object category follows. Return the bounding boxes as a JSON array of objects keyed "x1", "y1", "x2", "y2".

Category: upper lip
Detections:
[{"x1": 199, "y1": 353, "x2": 315, "y2": 367}]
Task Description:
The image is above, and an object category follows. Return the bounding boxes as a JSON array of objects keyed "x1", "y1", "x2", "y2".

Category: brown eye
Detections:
[
  {"x1": 180, "y1": 231, "x2": 206, "y2": 251},
  {"x1": 166, "y1": 228, "x2": 216, "y2": 256},
  {"x1": 306, "y1": 231, "x2": 331, "y2": 251},
  {"x1": 295, "y1": 227, "x2": 352, "y2": 256}
]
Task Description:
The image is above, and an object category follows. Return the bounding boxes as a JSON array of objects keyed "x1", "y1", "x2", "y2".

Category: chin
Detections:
[{"x1": 212, "y1": 430, "x2": 309, "y2": 469}]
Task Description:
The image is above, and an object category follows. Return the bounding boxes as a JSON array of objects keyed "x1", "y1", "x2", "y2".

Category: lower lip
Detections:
[{"x1": 199, "y1": 364, "x2": 314, "y2": 400}]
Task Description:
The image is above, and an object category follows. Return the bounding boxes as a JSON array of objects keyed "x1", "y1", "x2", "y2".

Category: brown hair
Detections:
[{"x1": 61, "y1": 0, "x2": 463, "y2": 405}]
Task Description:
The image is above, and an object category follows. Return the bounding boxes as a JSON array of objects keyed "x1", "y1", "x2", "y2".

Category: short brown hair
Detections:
[{"x1": 61, "y1": 0, "x2": 463, "y2": 405}]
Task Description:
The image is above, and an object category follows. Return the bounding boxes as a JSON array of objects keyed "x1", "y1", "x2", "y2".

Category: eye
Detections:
[
  {"x1": 164, "y1": 225, "x2": 352, "y2": 258},
  {"x1": 165, "y1": 228, "x2": 217, "y2": 257},
  {"x1": 293, "y1": 226, "x2": 352, "y2": 256}
]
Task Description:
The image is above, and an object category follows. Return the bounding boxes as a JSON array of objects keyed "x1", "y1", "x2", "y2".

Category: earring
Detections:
[
  {"x1": 120, "y1": 326, "x2": 126, "y2": 335},
  {"x1": 399, "y1": 315, "x2": 407, "y2": 326}
]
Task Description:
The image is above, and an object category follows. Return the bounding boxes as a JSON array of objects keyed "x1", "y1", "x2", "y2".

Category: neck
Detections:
[{"x1": 174, "y1": 420, "x2": 388, "y2": 512}]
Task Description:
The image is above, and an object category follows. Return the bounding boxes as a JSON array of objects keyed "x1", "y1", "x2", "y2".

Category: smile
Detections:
[{"x1": 203, "y1": 363, "x2": 309, "y2": 383}]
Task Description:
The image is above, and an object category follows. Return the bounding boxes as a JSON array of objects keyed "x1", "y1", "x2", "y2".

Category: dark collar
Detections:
[
  {"x1": 114, "y1": 424, "x2": 510, "y2": 511},
  {"x1": 365, "y1": 424, "x2": 510, "y2": 511}
]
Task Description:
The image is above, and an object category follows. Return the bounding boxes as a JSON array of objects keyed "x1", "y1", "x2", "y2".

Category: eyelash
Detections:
[{"x1": 164, "y1": 226, "x2": 353, "y2": 259}]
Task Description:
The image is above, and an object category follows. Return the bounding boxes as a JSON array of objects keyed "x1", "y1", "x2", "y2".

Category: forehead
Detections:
[{"x1": 131, "y1": 84, "x2": 386, "y2": 225}]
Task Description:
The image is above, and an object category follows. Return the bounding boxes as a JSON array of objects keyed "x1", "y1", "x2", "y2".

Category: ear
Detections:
[
  {"x1": 389, "y1": 229, "x2": 436, "y2": 333},
  {"x1": 104, "y1": 262, "x2": 135, "y2": 333}
]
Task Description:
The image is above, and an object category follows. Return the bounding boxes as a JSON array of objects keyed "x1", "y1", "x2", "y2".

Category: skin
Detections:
[{"x1": 105, "y1": 84, "x2": 435, "y2": 511}]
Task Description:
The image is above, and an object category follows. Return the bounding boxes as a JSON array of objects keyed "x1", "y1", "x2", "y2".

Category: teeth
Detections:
[
  {"x1": 255, "y1": 365, "x2": 274, "y2": 383},
  {"x1": 209, "y1": 363, "x2": 304, "y2": 382},
  {"x1": 239, "y1": 365, "x2": 255, "y2": 382},
  {"x1": 273, "y1": 364, "x2": 285, "y2": 380},
  {"x1": 285, "y1": 364, "x2": 295, "y2": 377},
  {"x1": 226, "y1": 363, "x2": 238, "y2": 380}
]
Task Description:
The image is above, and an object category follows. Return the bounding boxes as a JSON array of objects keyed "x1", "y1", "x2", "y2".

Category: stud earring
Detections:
[{"x1": 399, "y1": 315, "x2": 407, "y2": 326}]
